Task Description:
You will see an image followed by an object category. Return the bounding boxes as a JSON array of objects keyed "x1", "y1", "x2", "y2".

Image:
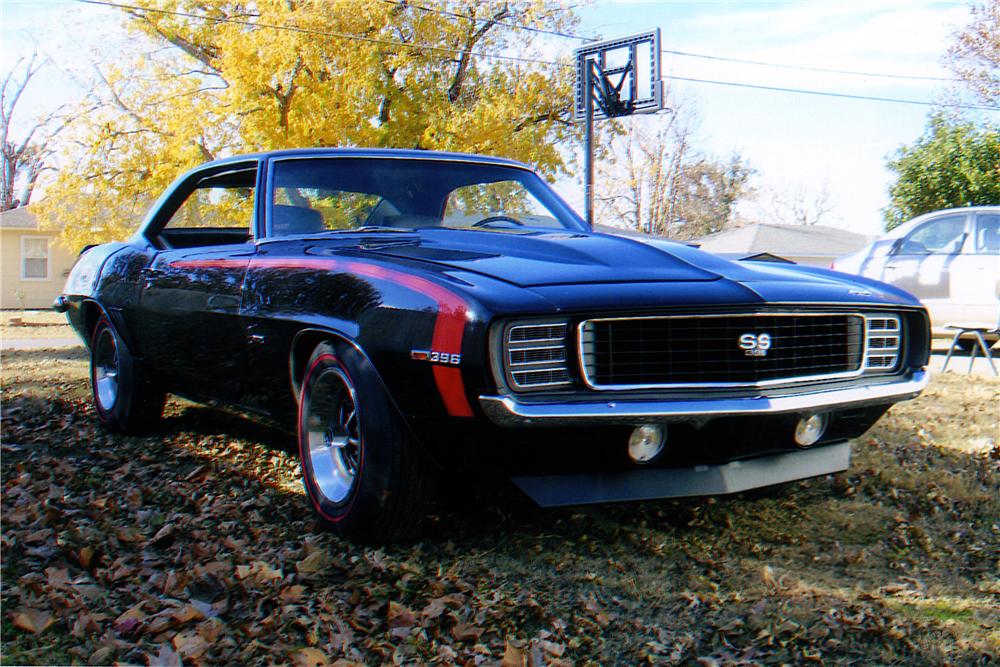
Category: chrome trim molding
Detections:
[
  {"x1": 577, "y1": 311, "x2": 873, "y2": 391},
  {"x1": 863, "y1": 314, "x2": 901, "y2": 372},
  {"x1": 479, "y1": 370, "x2": 928, "y2": 427},
  {"x1": 513, "y1": 442, "x2": 851, "y2": 507},
  {"x1": 504, "y1": 320, "x2": 572, "y2": 391}
]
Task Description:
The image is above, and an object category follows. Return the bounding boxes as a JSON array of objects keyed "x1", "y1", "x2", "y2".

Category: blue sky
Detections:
[
  {"x1": 2, "y1": 0, "x2": 996, "y2": 235},
  {"x1": 571, "y1": 1, "x2": 994, "y2": 234}
]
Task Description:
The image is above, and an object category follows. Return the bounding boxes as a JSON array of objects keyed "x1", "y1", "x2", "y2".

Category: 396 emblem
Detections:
[{"x1": 411, "y1": 349, "x2": 462, "y2": 365}]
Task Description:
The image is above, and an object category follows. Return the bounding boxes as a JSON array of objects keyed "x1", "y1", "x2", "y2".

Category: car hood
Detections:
[
  {"x1": 307, "y1": 228, "x2": 920, "y2": 308},
  {"x1": 362, "y1": 228, "x2": 720, "y2": 286}
]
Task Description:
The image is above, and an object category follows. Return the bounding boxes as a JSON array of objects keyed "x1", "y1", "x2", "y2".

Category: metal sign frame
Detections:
[{"x1": 575, "y1": 29, "x2": 664, "y2": 226}]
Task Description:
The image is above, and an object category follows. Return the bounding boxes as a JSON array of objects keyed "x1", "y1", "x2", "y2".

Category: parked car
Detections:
[
  {"x1": 56, "y1": 149, "x2": 930, "y2": 543},
  {"x1": 833, "y1": 206, "x2": 1000, "y2": 345}
]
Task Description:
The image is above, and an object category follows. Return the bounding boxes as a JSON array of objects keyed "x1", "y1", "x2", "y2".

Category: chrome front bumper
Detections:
[{"x1": 479, "y1": 370, "x2": 928, "y2": 427}]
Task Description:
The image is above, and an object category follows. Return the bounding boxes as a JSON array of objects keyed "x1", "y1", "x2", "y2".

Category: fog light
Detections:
[
  {"x1": 794, "y1": 413, "x2": 828, "y2": 447},
  {"x1": 628, "y1": 424, "x2": 667, "y2": 464}
]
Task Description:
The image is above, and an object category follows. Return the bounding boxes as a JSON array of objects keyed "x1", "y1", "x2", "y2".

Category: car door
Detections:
[
  {"x1": 954, "y1": 212, "x2": 1000, "y2": 324},
  {"x1": 136, "y1": 162, "x2": 260, "y2": 404},
  {"x1": 879, "y1": 212, "x2": 970, "y2": 329}
]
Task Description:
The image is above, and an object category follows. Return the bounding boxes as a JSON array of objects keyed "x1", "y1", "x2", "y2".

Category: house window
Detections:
[{"x1": 21, "y1": 236, "x2": 50, "y2": 280}]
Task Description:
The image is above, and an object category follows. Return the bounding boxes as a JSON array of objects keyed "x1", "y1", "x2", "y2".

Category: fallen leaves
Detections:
[
  {"x1": 10, "y1": 608, "x2": 56, "y2": 634},
  {"x1": 2, "y1": 350, "x2": 998, "y2": 665},
  {"x1": 291, "y1": 646, "x2": 331, "y2": 667},
  {"x1": 171, "y1": 630, "x2": 210, "y2": 660},
  {"x1": 451, "y1": 621, "x2": 485, "y2": 642},
  {"x1": 296, "y1": 548, "x2": 335, "y2": 577}
]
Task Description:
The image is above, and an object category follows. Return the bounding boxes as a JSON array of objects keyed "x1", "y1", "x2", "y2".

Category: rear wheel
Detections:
[
  {"x1": 90, "y1": 316, "x2": 165, "y2": 433},
  {"x1": 298, "y1": 342, "x2": 430, "y2": 544}
]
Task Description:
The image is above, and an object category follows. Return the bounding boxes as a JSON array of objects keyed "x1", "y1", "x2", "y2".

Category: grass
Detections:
[
  {"x1": 1, "y1": 310, "x2": 76, "y2": 341},
  {"x1": 1, "y1": 346, "x2": 997, "y2": 665}
]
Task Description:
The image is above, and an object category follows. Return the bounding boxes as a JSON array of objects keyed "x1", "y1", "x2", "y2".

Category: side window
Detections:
[
  {"x1": 442, "y1": 180, "x2": 560, "y2": 228},
  {"x1": 898, "y1": 215, "x2": 966, "y2": 255},
  {"x1": 974, "y1": 214, "x2": 1000, "y2": 255},
  {"x1": 158, "y1": 166, "x2": 257, "y2": 248}
]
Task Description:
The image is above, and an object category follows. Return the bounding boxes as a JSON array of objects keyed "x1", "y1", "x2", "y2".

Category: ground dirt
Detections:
[
  {"x1": 1, "y1": 311, "x2": 75, "y2": 341},
  {"x1": 1, "y1": 346, "x2": 997, "y2": 666}
]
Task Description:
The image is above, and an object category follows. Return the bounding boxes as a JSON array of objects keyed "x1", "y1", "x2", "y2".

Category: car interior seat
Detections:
[{"x1": 272, "y1": 205, "x2": 326, "y2": 236}]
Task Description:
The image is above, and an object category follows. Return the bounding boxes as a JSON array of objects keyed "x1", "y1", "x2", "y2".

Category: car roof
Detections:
[
  {"x1": 884, "y1": 205, "x2": 1000, "y2": 238},
  {"x1": 198, "y1": 147, "x2": 533, "y2": 171}
]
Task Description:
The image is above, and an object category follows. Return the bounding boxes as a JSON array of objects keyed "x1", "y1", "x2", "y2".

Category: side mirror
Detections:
[{"x1": 888, "y1": 238, "x2": 904, "y2": 255}]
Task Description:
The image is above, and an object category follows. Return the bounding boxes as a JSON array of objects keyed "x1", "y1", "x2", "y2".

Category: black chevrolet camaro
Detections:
[{"x1": 56, "y1": 148, "x2": 930, "y2": 543}]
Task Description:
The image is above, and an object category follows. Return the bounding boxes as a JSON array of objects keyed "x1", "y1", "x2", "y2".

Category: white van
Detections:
[{"x1": 833, "y1": 206, "x2": 1000, "y2": 344}]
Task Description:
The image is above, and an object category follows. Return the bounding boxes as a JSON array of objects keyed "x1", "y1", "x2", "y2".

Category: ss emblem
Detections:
[{"x1": 738, "y1": 332, "x2": 772, "y2": 357}]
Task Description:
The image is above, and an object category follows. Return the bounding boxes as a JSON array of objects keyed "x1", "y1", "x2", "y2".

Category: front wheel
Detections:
[
  {"x1": 298, "y1": 343, "x2": 430, "y2": 544},
  {"x1": 90, "y1": 316, "x2": 165, "y2": 434}
]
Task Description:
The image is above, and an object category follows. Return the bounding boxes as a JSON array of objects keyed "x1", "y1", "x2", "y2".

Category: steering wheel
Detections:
[{"x1": 471, "y1": 215, "x2": 524, "y2": 228}]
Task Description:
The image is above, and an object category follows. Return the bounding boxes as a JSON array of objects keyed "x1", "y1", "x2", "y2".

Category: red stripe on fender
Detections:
[{"x1": 171, "y1": 256, "x2": 475, "y2": 417}]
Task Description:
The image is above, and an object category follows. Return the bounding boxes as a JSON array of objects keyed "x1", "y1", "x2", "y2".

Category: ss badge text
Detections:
[
  {"x1": 411, "y1": 349, "x2": 462, "y2": 365},
  {"x1": 738, "y1": 333, "x2": 772, "y2": 357}
]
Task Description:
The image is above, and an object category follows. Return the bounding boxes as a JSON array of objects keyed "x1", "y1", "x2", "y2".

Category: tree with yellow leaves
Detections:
[{"x1": 39, "y1": 0, "x2": 581, "y2": 248}]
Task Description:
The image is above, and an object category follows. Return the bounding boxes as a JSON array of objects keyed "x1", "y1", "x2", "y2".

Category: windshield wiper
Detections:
[{"x1": 356, "y1": 225, "x2": 414, "y2": 233}]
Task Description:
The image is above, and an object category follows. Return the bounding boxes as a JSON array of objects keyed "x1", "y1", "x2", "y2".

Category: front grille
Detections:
[
  {"x1": 505, "y1": 322, "x2": 572, "y2": 390},
  {"x1": 579, "y1": 313, "x2": 867, "y2": 389}
]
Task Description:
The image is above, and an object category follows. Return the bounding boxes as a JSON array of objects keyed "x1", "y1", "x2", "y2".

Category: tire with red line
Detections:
[
  {"x1": 90, "y1": 315, "x2": 166, "y2": 434},
  {"x1": 297, "y1": 341, "x2": 430, "y2": 544}
]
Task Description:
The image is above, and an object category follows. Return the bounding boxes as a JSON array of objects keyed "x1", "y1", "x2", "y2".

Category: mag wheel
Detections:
[
  {"x1": 90, "y1": 316, "x2": 165, "y2": 434},
  {"x1": 92, "y1": 324, "x2": 120, "y2": 414},
  {"x1": 298, "y1": 342, "x2": 430, "y2": 544},
  {"x1": 302, "y1": 365, "x2": 361, "y2": 505}
]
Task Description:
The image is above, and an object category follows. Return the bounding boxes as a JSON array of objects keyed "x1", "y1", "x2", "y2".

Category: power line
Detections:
[
  {"x1": 75, "y1": 0, "x2": 567, "y2": 69},
  {"x1": 380, "y1": 0, "x2": 595, "y2": 42},
  {"x1": 75, "y1": 0, "x2": 999, "y2": 113},
  {"x1": 381, "y1": 0, "x2": 962, "y2": 85},
  {"x1": 665, "y1": 75, "x2": 1000, "y2": 112},
  {"x1": 662, "y1": 48, "x2": 959, "y2": 83},
  {"x1": 386, "y1": 0, "x2": 962, "y2": 86}
]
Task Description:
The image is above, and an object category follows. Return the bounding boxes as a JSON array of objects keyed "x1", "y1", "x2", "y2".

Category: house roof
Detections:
[
  {"x1": 695, "y1": 223, "x2": 873, "y2": 257},
  {"x1": 0, "y1": 206, "x2": 40, "y2": 230}
]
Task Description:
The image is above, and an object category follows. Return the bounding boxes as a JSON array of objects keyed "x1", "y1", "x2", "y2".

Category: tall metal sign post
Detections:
[{"x1": 574, "y1": 30, "x2": 664, "y2": 226}]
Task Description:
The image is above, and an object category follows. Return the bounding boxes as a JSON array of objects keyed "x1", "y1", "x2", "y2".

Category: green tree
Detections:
[
  {"x1": 38, "y1": 0, "x2": 580, "y2": 248},
  {"x1": 883, "y1": 114, "x2": 1000, "y2": 230}
]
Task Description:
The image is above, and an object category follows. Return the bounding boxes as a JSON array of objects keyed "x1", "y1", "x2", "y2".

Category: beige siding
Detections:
[{"x1": 0, "y1": 229, "x2": 77, "y2": 309}]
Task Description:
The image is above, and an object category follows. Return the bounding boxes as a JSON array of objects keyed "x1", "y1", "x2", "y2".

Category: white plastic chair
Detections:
[{"x1": 941, "y1": 316, "x2": 999, "y2": 376}]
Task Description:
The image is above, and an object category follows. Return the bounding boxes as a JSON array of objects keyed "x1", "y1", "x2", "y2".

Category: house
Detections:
[
  {"x1": 694, "y1": 223, "x2": 874, "y2": 267},
  {"x1": 0, "y1": 206, "x2": 78, "y2": 309}
]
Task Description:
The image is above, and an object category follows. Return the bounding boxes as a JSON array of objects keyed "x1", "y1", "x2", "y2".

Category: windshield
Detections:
[{"x1": 268, "y1": 157, "x2": 584, "y2": 237}]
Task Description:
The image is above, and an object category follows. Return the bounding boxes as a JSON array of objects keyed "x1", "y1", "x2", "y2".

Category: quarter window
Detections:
[
  {"x1": 21, "y1": 236, "x2": 49, "y2": 280},
  {"x1": 974, "y1": 214, "x2": 1000, "y2": 255}
]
